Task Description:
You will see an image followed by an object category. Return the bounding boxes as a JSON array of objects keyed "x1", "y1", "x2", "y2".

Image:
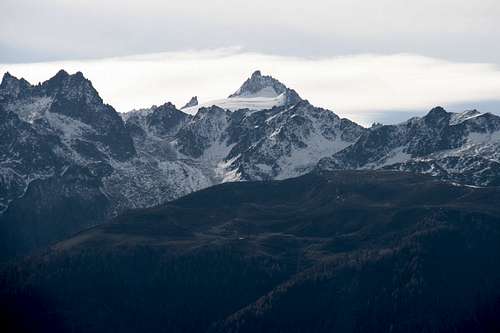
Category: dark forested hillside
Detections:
[{"x1": 1, "y1": 170, "x2": 500, "y2": 332}]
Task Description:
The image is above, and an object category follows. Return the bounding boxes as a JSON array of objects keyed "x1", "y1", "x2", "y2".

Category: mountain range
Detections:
[{"x1": 1, "y1": 69, "x2": 500, "y2": 258}]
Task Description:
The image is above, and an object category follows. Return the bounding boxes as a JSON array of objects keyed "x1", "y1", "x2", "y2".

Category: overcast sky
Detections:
[
  {"x1": 1, "y1": 0, "x2": 500, "y2": 124},
  {"x1": 2, "y1": 0, "x2": 500, "y2": 62}
]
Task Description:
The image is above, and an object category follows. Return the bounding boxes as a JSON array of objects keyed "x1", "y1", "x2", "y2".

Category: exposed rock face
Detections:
[
  {"x1": 0, "y1": 71, "x2": 136, "y2": 257},
  {"x1": 181, "y1": 71, "x2": 304, "y2": 114},
  {"x1": 222, "y1": 100, "x2": 364, "y2": 180},
  {"x1": 181, "y1": 96, "x2": 198, "y2": 109},
  {"x1": 0, "y1": 70, "x2": 364, "y2": 258},
  {"x1": 229, "y1": 70, "x2": 302, "y2": 106},
  {"x1": 319, "y1": 106, "x2": 500, "y2": 186},
  {"x1": 123, "y1": 71, "x2": 364, "y2": 183},
  {"x1": 125, "y1": 102, "x2": 191, "y2": 138},
  {"x1": 127, "y1": 100, "x2": 365, "y2": 182}
]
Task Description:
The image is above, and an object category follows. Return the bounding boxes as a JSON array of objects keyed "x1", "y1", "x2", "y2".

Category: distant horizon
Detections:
[{"x1": 2, "y1": 49, "x2": 500, "y2": 126}]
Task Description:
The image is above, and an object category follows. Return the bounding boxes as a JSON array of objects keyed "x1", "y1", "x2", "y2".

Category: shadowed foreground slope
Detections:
[{"x1": 1, "y1": 170, "x2": 500, "y2": 332}]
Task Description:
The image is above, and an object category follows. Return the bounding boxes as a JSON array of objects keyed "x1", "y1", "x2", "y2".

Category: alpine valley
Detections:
[{"x1": 1, "y1": 69, "x2": 500, "y2": 259}]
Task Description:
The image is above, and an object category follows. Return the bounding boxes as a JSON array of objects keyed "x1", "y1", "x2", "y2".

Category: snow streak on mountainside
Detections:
[
  {"x1": 0, "y1": 70, "x2": 365, "y2": 257},
  {"x1": 319, "y1": 106, "x2": 500, "y2": 186},
  {"x1": 125, "y1": 98, "x2": 364, "y2": 182},
  {"x1": 122, "y1": 70, "x2": 364, "y2": 184},
  {"x1": 2, "y1": 68, "x2": 500, "y2": 258},
  {"x1": 0, "y1": 71, "x2": 207, "y2": 215}
]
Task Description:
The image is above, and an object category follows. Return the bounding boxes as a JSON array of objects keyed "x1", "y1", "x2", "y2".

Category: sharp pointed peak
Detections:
[
  {"x1": 45, "y1": 70, "x2": 71, "y2": 86},
  {"x1": 2, "y1": 71, "x2": 15, "y2": 79},
  {"x1": 42, "y1": 69, "x2": 102, "y2": 104},
  {"x1": 54, "y1": 69, "x2": 70, "y2": 79},
  {"x1": 181, "y1": 96, "x2": 198, "y2": 109},
  {"x1": 426, "y1": 106, "x2": 448, "y2": 116},
  {"x1": 421, "y1": 106, "x2": 453, "y2": 125},
  {"x1": 73, "y1": 71, "x2": 86, "y2": 79},
  {"x1": 157, "y1": 101, "x2": 178, "y2": 110},
  {"x1": 251, "y1": 70, "x2": 262, "y2": 78},
  {"x1": 47, "y1": 70, "x2": 90, "y2": 84},
  {"x1": 229, "y1": 70, "x2": 297, "y2": 99},
  {"x1": 1, "y1": 71, "x2": 31, "y2": 92},
  {"x1": 44, "y1": 69, "x2": 95, "y2": 89},
  {"x1": 1, "y1": 71, "x2": 21, "y2": 84}
]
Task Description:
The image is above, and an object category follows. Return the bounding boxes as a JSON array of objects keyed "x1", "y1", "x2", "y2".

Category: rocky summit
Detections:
[
  {"x1": 319, "y1": 106, "x2": 500, "y2": 186},
  {"x1": 228, "y1": 70, "x2": 302, "y2": 105},
  {"x1": 181, "y1": 96, "x2": 198, "y2": 109}
]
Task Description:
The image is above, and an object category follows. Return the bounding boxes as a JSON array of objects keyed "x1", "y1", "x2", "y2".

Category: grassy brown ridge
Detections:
[{"x1": 2, "y1": 170, "x2": 500, "y2": 333}]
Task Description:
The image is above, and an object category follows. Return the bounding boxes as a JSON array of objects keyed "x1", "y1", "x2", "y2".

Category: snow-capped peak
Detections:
[
  {"x1": 228, "y1": 70, "x2": 300, "y2": 101},
  {"x1": 182, "y1": 71, "x2": 302, "y2": 115}
]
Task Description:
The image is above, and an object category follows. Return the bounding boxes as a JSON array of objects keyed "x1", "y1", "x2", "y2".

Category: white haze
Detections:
[{"x1": 2, "y1": 48, "x2": 500, "y2": 126}]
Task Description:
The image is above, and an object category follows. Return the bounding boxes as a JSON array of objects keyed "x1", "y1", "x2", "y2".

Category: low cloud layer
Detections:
[{"x1": 2, "y1": 49, "x2": 500, "y2": 125}]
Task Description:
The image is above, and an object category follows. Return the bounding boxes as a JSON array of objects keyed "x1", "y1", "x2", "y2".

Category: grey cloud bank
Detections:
[{"x1": 1, "y1": 0, "x2": 500, "y2": 63}]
